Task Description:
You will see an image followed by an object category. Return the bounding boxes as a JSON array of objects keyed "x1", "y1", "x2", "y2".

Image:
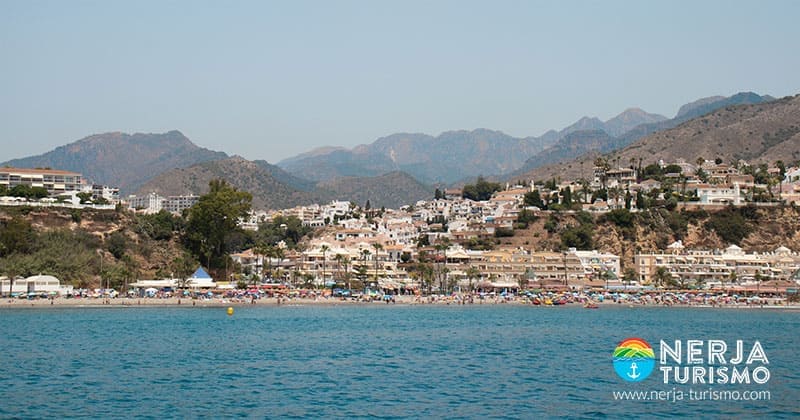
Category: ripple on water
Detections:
[{"x1": 0, "y1": 306, "x2": 797, "y2": 418}]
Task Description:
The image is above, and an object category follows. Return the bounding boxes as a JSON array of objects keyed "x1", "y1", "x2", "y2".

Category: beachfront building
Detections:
[
  {"x1": 458, "y1": 247, "x2": 620, "y2": 289},
  {"x1": 0, "y1": 167, "x2": 86, "y2": 195},
  {"x1": 130, "y1": 267, "x2": 217, "y2": 291},
  {"x1": 0, "y1": 274, "x2": 73, "y2": 295},
  {"x1": 635, "y1": 242, "x2": 800, "y2": 286}
]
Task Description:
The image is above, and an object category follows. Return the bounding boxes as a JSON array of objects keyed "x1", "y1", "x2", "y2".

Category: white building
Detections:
[{"x1": 0, "y1": 274, "x2": 73, "y2": 295}]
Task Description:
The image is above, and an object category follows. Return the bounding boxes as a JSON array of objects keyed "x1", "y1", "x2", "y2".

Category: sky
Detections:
[{"x1": 2, "y1": 0, "x2": 799, "y2": 163}]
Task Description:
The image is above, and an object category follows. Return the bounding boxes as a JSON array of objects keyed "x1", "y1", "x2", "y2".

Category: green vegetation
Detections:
[
  {"x1": 184, "y1": 179, "x2": 253, "y2": 274},
  {"x1": 462, "y1": 176, "x2": 502, "y2": 201},
  {"x1": 704, "y1": 207, "x2": 752, "y2": 245},
  {"x1": 603, "y1": 208, "x2": 633, "y2": 228},
  {"x1": 134, "y1": 210, "x2": 184, "y2": 241},
  {"x1": 2, "y1": 184, "x2": 49, "y2": 200},
  {"x1": 560, "y1": 211, "x2": 594, "y2": 250},
  {"x1": 255, "y1": 215, "x2": 312, "y2": 249}
]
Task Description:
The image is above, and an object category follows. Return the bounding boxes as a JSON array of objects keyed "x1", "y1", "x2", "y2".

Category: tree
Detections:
[
  {"x1": 462, "y1": 176, "x2": 502, "y2": 201},
  {"x1": 184, "y1": 179, "x2": 252, "y2": 273},
  {"x1": 171, "y1": 252, "x2": 197, "y2": 290},
  {"x1": 465, "y1": 266, "x2": 480, "y2": 292},
  {"x1": 434, "y1": 237, "x2": 451, "y2": 293},
  {"x1": 320, "y1": 244, "x2": 330, "y2": 289},
  {"x1": 335, "y1": 253, "x2": 351, "y2": 290},
  {"x1": 359, "y1": 249, "x2": 371, "y2": 289},
  {"x1": 653, "y1": 267, "x2": 673, "y2": 289},
  {"x1": 371, "y1": 243, "x2": 383, "y2": 286},
  {"x1": 253, "y1": 242, "x2": 272, "y2": 279},
  {"x1": 754, "y1": 272, "x2": 763, "y2": 296},
  {"x1": 0, "y1": 255, "x2": 28, "y2": 297},
  {"x1": 624, "y1": 189, "x2": 632, "y2": 210},
  {"x1": 523, "y1": 189, "x2": 545, "y2": 208},
  {"x1": 255, "y1": 215, "x2": 310, "y2": 249},
  {"x1": 107, "y1": 231, "x2": 128, "y2": 259},
  {"x1": 594, "y1": 157, "x2": 610, "y2": 190},
  {"x1": 724, "y1": 270, "x2": 737, "y2": 292},
  {"x1": 623, "y1": 268, "x2": 638, "y2": 289},
  {"x1": 776, "y1": 160, "x2": 786, "y2": 203},
  {"x1": 560, "y1": 187, "x2": 573, "y2": 208},
  {"x1": 0, "y1": 216, "x2": 35, "y2": 257},
  {"x1": 76, "y1": 192, "x2": 93, "y2": 204}
]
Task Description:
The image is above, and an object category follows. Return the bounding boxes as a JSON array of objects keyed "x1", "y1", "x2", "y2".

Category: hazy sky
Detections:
[{"x1": 2, "y1": 0, "x2": 799, "y2": 163}]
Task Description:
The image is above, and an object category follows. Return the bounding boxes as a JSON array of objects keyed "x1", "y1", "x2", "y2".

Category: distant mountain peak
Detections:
[
  {"x1": 1, "y1": 130, "x2": 227, "y2": 193},
  {"x1": 604, "y1": 108, "x2": 668, "y2": 137}
]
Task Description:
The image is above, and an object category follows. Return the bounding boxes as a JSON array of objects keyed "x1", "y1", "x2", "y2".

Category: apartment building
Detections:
[
  {"x1": 635, "y1": 242, "x2": 800, "y2": 285},
  {"x1": 0, "y1": 167, "x2": 86, "y2": 194}
]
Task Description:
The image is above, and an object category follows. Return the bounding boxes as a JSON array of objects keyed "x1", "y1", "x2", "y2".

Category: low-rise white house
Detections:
[{"x1": 0, "y1": 274, "x2": 73, "y2": 295}]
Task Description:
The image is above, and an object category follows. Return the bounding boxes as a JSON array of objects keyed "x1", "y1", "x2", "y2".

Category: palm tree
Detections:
[
  {"x1": 580, "y1": 179, "x2": 591, "y2": 204},
  {"x1": 465, "y1": 266, "x2": 481, "y2": 293},
  {"x1": 320, "y1": 244, "x2": 330, "y2": 290},
  {"x1": 594, "y1": 157, "x2": 610, "y2": 190},
  {"x1": 775, "y1": 160, "x2": 786, "y2": 203},
  {"x1": 754, "y1": 272, "x2": 763, "y2": 297},
  {"x1": 653, "y1": 266, "x2": 672, "y2": 290},
  {"x1": 273, "y1": 247, "x2": 285, "y2": 280},
  {"x1": 335, "y1": 253, "x2": 352, "y2": 290},
  {"x1": 724, "y1": 270, "x2": 737, "y2": 293},
  {"x1": 254, "y1": 242, "x2": 272, "y2": 279},
  {"x1": 1, "y1": 255, "x2": 24, "y2": 297},
  {"x1": 608, "y1": 186, "x2": 620, "y2": 209},
  {"x1": 371, "y1": 243, "x2": 383, "y2": 287},
  {"x1": 434, "y1": 237, "x2": 451, "y2": 293},
  {"x1": 360, "y1": 249, "x2": 371, "y2": 290}
]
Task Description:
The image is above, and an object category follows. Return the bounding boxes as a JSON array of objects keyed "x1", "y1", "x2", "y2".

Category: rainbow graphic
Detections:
[
  {"x1": 612, "y1": 337, "x2": 655, "y2": 382},
  {"x1": 613, "y1": 338, "x2": 656, "y2": 360}
]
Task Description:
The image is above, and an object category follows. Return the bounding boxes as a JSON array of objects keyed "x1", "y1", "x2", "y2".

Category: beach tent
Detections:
[
  {"x1": 191, "y1": 267, "x2": 211, "y2": 279},
  {"x1": 187, "y1": 267, "x2": 217, "y2": 289}
]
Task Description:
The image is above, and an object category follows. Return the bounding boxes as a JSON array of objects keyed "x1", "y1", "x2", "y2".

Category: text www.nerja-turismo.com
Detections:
[{"x1": 613, "y1": 388, "x2": 771, "y2": 402}]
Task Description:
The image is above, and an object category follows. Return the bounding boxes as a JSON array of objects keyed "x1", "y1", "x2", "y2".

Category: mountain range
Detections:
[
  {"x1": 1, "y1": 91, "x2": 792, "y2": 210},
  {"x1": 277, "y1": 108, "x2": 670, "y2": 185},
  {"x1": 1, "y1": 130, "x2": 228, "y2": 193},
  {"x1": 511, "y1": 92, "x2": 777, "y2": 177},
  {"x1": 136, "y1": 157, "x2": 432, "y2": 210},
  {"x1": 521, "y1": 94, "x2": 800, "y2": 182}
]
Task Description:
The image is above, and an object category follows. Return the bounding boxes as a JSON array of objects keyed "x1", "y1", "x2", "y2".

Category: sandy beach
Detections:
[{"x1": 2, "y1": 293, "x2": 798, "y2": 309}]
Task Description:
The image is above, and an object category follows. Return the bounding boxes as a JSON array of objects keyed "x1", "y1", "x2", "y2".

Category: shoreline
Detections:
[{"x1": 2, "y1": 295, "x2": 798, "y2": 310}]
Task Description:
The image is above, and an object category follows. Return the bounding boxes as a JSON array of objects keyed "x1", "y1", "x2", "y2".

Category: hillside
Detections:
[
  {"x1": 137, "y1": 157, "x2": 433, "y2": 210},
  {"x1": 519, "y1": 94, "x2": 797, "y2": 181},
  {"x1": 278, "y1": 109, "x2": 669, "y2": 186},
  {"x1": 136, "y1": 157, "x2": 324, "y2": 210},
  {"x1": 497, "y1": 206, "x2": 800, "y2": 271},
  {"x1": 516, "y1": 92, "x2": 776, "y2": 179},
  {"x1": 278, "y1": 129, "x2": 553, "y2": 185},
  {"x1": 316, "y1": 171, "x2": 432, "y2": 209},
  {"x1": 279, "y1": 94, "x2": 777, "y2": 186},
  {"x1": 0, "y1": 206, "x2": 185, "y2": 288},
  {"x1": 1, "y1": 131, "x2": 227, "y2": 194},
  {"x1": 512, "y1": 130, "x2": 615, "y2": 176}
]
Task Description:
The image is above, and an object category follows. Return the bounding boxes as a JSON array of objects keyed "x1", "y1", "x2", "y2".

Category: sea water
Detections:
[{"x1": 0, "y1": 305, "x2": 798, "y2": 418}]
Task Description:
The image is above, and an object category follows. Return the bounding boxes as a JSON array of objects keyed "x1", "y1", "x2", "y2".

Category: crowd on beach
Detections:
[{"x1": 2, "y1": 288, "x2": 795, "y2": 308}]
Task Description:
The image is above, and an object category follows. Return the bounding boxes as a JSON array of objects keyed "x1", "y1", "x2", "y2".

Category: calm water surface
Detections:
[{"x1": 1, "y1": 305, "x2": 798, "y2": 418}]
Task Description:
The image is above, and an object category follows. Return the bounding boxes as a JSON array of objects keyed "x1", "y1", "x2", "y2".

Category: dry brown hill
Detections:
[
  {"x1": 520, "y1": 94, "x2": 800, "y2": 181},
  {"x1": 136, "y1": 157, "x2": 324, "y2": 210}
]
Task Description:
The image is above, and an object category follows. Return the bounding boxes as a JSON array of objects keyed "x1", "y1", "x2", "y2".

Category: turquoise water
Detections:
[{"x1": 1, "y1": 305, "x2": 798, "y2": 418}]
